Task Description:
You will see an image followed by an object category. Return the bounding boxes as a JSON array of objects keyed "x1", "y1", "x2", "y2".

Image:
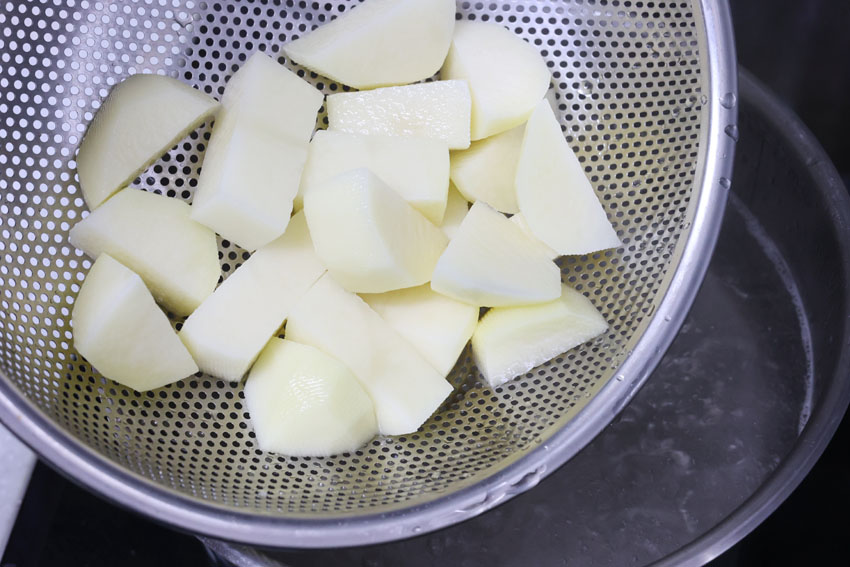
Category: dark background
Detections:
[{"x1": 3, "y1": 2, "x2": 849, "y2": 566}]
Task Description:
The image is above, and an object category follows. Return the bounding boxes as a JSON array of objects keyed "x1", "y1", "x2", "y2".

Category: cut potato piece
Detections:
[
  {"x1": 303, "y1": 168, "x2": 448, "y2": 293},
  {"x1": 431, "y1": 201, "x2": 561, "y2": 307},
  {"x1": 191, "y1": 53, "x2": 324, "y2": 250},
  {"x1": 516, "y1": 100, "x2": 621, "y2": 255},
  {"x1": 191, "y1": 115, "x2": 308, "y2": 251},
  {"x1": 77, "y1": 74, "x2": 219, "y2": 210},
  {"x1": 179, "y1": 212, "x2": 326, "y2": 383},
  {"x1": 72, "y1": 254, "x2": 198, "y2": 391},
  {"x1": 362, "y1": 284, "x2": 478, "y2": 377},
  {"x1": 510, "y1": 213, "x2": 559, "y2": 260},
  {"x1": 68, "y1": 188, "x2": 219, "y2": 316},
  {"x1": 450, "y1": 123, "x2": 524, "y2": 213},
  {"x1": 283, "y1": 0, "x2": 456, "y2": 89},
  {"x1": 286, "y1": 274, "x2": 453, "y2": 435},
  {"x1": 327, "y1": 80, "x2": 472, "y2": 149},
  {"x1": 296, "y1": 130, "x2": 449, "y2": 224},
  {"x1": 440, "y1": 184, "x2": 469, "y2": 239},
  {"x1": 220, "y1": 52, "x2": 324, "y2": 141},
  {"x1": 442, "y1": 21, "x2": 550, "y2": 140},
  {"x1": 472, "y1": 284, "x2": 608, "y2": 387},
  {"x1": 245, "y1": 339, "x2": 377, "y2": 456}
]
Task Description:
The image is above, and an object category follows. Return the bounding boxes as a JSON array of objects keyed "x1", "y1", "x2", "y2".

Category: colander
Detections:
[{"x1": 0, "y1": 0, "x2": 737, "y2": 548}]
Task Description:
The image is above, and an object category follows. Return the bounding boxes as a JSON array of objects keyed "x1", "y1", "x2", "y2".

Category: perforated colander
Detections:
[{"x1": 0, "y1": 0, "x2": 736, "y2": 548}]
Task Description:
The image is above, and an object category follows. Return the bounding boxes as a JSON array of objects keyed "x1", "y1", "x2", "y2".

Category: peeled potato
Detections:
[
  {"x1": 179, "y1": 212, "x2": 326, "y2": 383},
  {"x1": 472, "y1": 284, "x2": 608, "y2": 387},
  {"x1": 68, "y1": 188, "x2": 220, "y2": 316},
  {"x1": 191, "y1": 53, "x2": 323, "y2": 251},
  {"x1": 286, "y1": 274, "x2": 453, "y2": 436},
  {"x1": 510, "y1": 213, "x2": 560, "y2": 260},
  {"x1": 450, "y1": 123, "x2": 525, "y2": 213},
  {"x1": 327, "y1": 80, "x2": 472, "y2": 150},
  {"x1": 431, "y1": 201, "x2": 561, "y2": 307},
  {"x1": 303, "y1": 168, "x2": 448, "y2": 294},
  {"x1": 362, "y1": 284, "x2": 478, "y2": 377},
  {"x1": 296, "y1": 130, "x2": 449, "y2": 224},
  {"x1": 283, "y1": 0, "x2": 456, "y2": 90},
  {"x1": 72, "y1": 254, "x2": 198, "y2": 391},
  {"x1": 442, "y1": 21, "x2": 550, "y2": 140},
  {"x1": 516, "y1": 100, "x2": 621, "y2": 255},
  {"x1": 191, "y1": 116, "x2": 309, "y2": 251},
  {"x1": 245, "y1": 339, "x2": 377, "y2": 456},
  {"x1": 440, "y1": 184, "x2": 470, "y2": 240},
  {"x1": 220, "y1": 51, "x2": 324, "y2": 140},
  {"x1": 76, "y1": 74, "x2": 219, "y2": 210}
]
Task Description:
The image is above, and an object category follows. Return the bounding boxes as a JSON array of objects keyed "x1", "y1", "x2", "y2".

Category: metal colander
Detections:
[{"x1": 0, "y1": 0, "x2": 736, "y2": 548}]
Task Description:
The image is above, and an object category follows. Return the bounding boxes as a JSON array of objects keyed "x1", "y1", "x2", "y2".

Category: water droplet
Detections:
[
  {"x1": 720, "y1": 92, "x2": 737, "y2": 109},
  {"x1": 412, "y1": 526, "x2": 423, "y2": 534},
  {"x1": 615, "y1": 374, "x2": 625, "y2": 382},
  {"x1": 577, "y1": 79, "x2": 595, "y2": 98},
  {"x1": 663, "y1": 315, "x2": 672, "y2": 323},
  {"x1": 699, "y1": 94, "x2": 708, "y2": 105},
  {"x1": 671, "y1": 106, "x2": 681, "y2": 117},
  {"x1": 724, "y1": 124, "x2": 739, "y2": 142},
  {"x1": 719, "y1": 177, "x2": 732, "y2": 190},
  {"x1": 683, "y1": 95, "x2": 698, "y2": 111},
  {"x1": 430, "y1": 471, "x2": 441, "y2": 480}
]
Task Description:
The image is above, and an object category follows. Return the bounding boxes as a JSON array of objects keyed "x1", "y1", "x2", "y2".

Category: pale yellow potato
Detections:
[
  {"x1": 472, "y1": 285, "x2": 608, "y2": 387},
  {"x1": 179, "y1": 212, "x2": 326, "y2": 383},
  {"x1": 431, "y1": 201, "x2": 561, "y2": 307},
  {"x1": 303, "y1": 168, "x2": 448, "y2": 294},
  {"x1": 327, "y1": 80, "x2": 472, "y2": 150},
  {"x1": 245, "y1": 339, "x2": 377, "y2": 456},
  {"x1": 76, "y1": 74, "x2": 219, "y2": 210},
  {"x1": 450, "y1": 123, "x2": 524, "y2": 213},
  {"x1": 442, "y1": 21, "x2": 550, "y2": 140},
  {"x1": 286, "y1": 274, "x2": 453, "y2": 435},
  {"x1": 362, "y1": 284, "x2": 478, "y2": 377},
  {"x1": 516, "y1": 100, "x2": 621, "y2": 255},
  {"x1": 296, "y1": 130, "x2": 449, "y2": 224},
  {"x1": 510, "y1": 213, "x2": 560, "y2": 260},
  {"x1": 191, "y1": 53, "x2": 324, "y2": 251},
  {"x1": 283, "y1": 0, "x2": 456, "y2": 89},
  {"x1": 68, "y1": 188, "x2": 220, "y2": 316},
  {"x1": 72, "y1": 254, "x2": 198, "y2": 391},
  {"x1": 440, "y1": 184, "x2": 470, "y2": 240}
]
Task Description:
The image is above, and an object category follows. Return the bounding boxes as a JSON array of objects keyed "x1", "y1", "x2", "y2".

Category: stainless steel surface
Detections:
[
  {"x1": 206, "y1": 70, "x2": 850, "y2": 566},
  {"x1": 0, "y1": 0, "x2": 736, "y2": 547}
]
